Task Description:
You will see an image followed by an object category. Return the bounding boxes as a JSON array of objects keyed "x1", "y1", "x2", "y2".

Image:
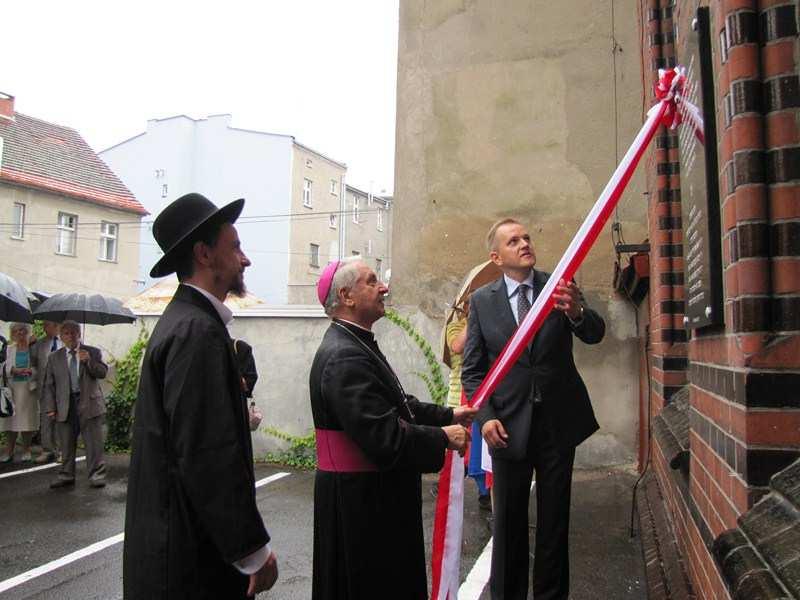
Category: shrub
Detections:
[{"x1": 105, "y1": 325, "x2": 149, "y2": 452}]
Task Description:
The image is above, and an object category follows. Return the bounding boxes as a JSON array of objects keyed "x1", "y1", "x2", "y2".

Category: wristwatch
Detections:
[{"x1": 568, "y1": 305, "x2": 585, "y2": 327}]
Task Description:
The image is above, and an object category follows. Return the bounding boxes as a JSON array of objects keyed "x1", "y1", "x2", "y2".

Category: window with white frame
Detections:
[
  {"x1": 309, "y1": 243, "x2": 320, "y2": 267},
  {"x1": 11, "y1": 203, "x2": 25, "y2": 239},
  {"x1": 376, "y1": 258, "x2": 382, "y2": 280},
  {"x1": 56, "y1": 212, "x2": 78, "y2": 256},
  {"x1": 377, "y1": 207, "x2": 384, "y2": 232},
  {"x1": 99, "y1": 221, "x2": 118, "y2": 262},
  {"x1": 303, "y1": 178, "x2": 313, "y2": 208},
  {"x1": 330, "y1": 179, "x2": 337, "y2": 195},
  {"x1": 352, "y1": 197, "x2": 360, "y2": 224},
  {"x1": 329, "y1": 213, "x2": 337, "y2": 229}
]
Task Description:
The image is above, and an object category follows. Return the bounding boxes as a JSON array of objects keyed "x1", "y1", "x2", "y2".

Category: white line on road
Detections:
[
  {"x1": 0, "y1": 457, "x2": 86, "y2": 480},
  {"x1": 458, "y1": 480, "x2": 536, "y2": 600},
  {"x1": 0, "y1": 471, "x2": 291, "y2": 594}
]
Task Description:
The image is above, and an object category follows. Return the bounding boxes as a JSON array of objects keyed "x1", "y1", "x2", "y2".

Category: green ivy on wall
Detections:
[{"x1": 105, "y1": 325, "x2": 149, "y2": 452}]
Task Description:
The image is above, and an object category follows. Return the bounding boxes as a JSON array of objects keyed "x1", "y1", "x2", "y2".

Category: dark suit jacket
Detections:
[
  {"x1": 41, "y1": 344, "x2": 107, "y2": 421},
  {"x1": 123, "y1": 285, "x2": 269, "y2": 600},
  {"x1": 462, "y1": 271, "x2": 605, "y2": 459}
]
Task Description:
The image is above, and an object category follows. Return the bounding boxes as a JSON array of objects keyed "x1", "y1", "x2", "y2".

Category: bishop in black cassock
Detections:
[{"x1": 310, "y1": 259, "x2": 475, "y2": 600}]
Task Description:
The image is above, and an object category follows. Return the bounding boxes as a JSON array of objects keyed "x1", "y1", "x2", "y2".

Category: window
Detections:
[
  {"x1": 56, "y1": 212, "x2": 77, "y2": 256},
  {"x1": 309, "y1": 243, "x2": 320, "y2": 267},
  {"x1": 303, "y1": 178, "x2": 313, "y2": 208},
  {"x1": 352, "y1": 250, "x2": 360, "y2": 256},
  {"x1": 329, "y1": 213, "x2": 338, "y2": 229},
  {"x1": 330, "y1": 179, "x2": 337, "y2": 195},
  {"x1": 376, "y1": 259, "x2": 382, "y2": 280},
  {"x1": 377, "y1": 208, "x2": 384, "y2": 232},
  {"x1": 11, "y1": 203, "x2": 25, "y2": 239},
  {"x1": 99, "y1": 222, "x2": 118, "y2": 262},
  {"x1": 161, "y1": 184, "x2": 168, "y2": 198},
  {"x1": 352, "y1": 197, "x2": 360, "y2": 224}
]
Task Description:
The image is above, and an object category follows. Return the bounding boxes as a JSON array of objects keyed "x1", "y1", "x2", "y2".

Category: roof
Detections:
[{"x1": 0, "y1": 112, "x2": 147, "y2": 215}]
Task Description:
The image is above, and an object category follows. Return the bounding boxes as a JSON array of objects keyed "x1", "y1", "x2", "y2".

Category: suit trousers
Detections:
[
  {"x1": 489, "y1": 405, "x2": 576, "y2": 600},
  {"x1": 56, "y1": 392, "x2": 106, "y2": 482},
  {"x1": 39, "y1": 411, "x2": 57, "y2": 454}
]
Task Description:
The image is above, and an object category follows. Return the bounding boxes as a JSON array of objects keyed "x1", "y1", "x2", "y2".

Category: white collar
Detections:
[
  {"x1": 504, "y1": 270, "x2": 535, "y2": 298},
  {"x1": 185, "y1": 284, "x2": 234, "y2": 326},
  {"x1": 334, "y1": 317, "x2": 373, "y2": 334}
]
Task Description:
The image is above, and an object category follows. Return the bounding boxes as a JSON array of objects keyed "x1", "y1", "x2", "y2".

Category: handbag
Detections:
[
  {"x1": 232, "y1": 340, "x2": 263, "y2": 431},
  {"x1": 0, "y1": 365, "x2": 14, "y2": 418}
]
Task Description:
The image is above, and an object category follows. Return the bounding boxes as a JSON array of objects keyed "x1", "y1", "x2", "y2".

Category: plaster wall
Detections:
[{"x1": 393, "y1": 0, "x2": 650, "y2": 465}]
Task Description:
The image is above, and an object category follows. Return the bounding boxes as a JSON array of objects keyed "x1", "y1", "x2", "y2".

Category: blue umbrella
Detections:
[{"x1": 0, "y1": 272, "x2": 33, "y2": 323}]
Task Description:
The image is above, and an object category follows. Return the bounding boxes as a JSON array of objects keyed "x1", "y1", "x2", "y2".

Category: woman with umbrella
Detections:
[{"x1": 0, "y1": 322, "x2": 39, "y2": 463}]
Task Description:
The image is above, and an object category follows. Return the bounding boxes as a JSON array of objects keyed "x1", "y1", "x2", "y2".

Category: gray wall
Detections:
[
  {"x1": 100, "y1": 115, "x2": 294, "y2": 304},
  {"x1": 392, "y1": 0, "x2": 649, "y2": 466}
]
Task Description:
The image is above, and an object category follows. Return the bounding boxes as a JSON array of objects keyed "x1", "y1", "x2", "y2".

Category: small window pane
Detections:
[
  {"x1": 12, "y1": 203, "x2": 25, "y2": 238},
  {"x1": 310, "y1": 243, "x2": 320, "y2": 267}
]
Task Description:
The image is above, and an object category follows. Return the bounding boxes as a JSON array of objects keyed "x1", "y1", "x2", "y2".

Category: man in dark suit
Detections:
[
  {"x1": 462, "y1": 218, "x2": 605, "y2": 600},
  {"x1": 123, "y1": 193, "x2": 277, "y2": 600},
  {"x1": 42, "y1": 320, "x2": 108, "y2": 488}
]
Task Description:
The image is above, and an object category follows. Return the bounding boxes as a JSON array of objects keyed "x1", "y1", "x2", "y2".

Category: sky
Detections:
[{"x1": 3, "y1": 0, "x2": 400, "y2": 194}]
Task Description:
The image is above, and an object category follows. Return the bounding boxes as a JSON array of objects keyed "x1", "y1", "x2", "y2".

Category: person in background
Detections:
[
  {"x1": 43, "y1": 320, "x2": 108, "y2": 488},
  {"x1": 0, "y1": 322, "x2": 39, "y2": 463},
  {"x1": 31, "y1": 321, "x2": 61, "y2": 463},
  {"x1": 445, "y1": 298, "x2": 491, "y2": 511}
]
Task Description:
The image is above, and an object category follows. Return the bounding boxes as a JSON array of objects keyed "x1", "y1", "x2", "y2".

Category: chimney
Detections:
[{"x1": 0, "y1": 92, "x2": 15, "y2": 121}]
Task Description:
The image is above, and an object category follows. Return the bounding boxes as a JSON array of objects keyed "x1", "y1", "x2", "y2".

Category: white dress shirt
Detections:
[
  {"x1": 504, "y1": 271, "x2": 536, "y2": 325},
  {"x1": 184, "y1": 283, "x2": 271, "y2": 575}
]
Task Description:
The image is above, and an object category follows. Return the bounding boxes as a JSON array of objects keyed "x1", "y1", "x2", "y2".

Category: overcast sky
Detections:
[{"x1": 3, "y1": 0, "x2": 400, "y2": 194}]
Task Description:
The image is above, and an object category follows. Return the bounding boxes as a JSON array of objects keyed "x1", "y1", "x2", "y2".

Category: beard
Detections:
[{"x1": 229, "y1": 272, "x2": 247, "y2": 298}]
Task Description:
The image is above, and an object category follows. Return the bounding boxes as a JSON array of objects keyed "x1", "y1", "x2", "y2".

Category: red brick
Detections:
[
  {"x1": 770, "y1": 185, "x2": 800, "y2": 220},
  {"x1": 734, "y1": 185, "x2": 768, "y2": 221},
  {"x1": 747, "y1": 333, "x2": 800, "y2": 369},
  {"x1": 725, "y1": 263, "x2": 740, "y2": 299},
  {"x1": 745, "y1": 409, "x2": 800, "y2": 446},
  {"x1": 724, "y1": 0, "x2": 758, "y2": 12},
  {"x1": 727, "y1": 46, "x2": 761, "y2": 82},
  {"x1": 736, "y1": 258, "x2": 771, "y2": 294},
  {"x1": 731, "y1": 114, "x2": 764, "y2": 150},
  {"x1": 762, "y1": 39, "x2": 797, "y2": 78},
  {"x1": 765, "y1": 111, "x2": 800, "y2": 149},
  {"x1": 772, "y1": 258, "x2": 800, "y2": 294},
  {"x1": 719, "y1": 128, "x2": 733, "y2": 164}
]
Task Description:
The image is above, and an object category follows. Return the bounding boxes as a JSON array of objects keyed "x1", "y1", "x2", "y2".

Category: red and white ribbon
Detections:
[{"x1": 430, "y1": 66, "x2": 691, "y2": 599}]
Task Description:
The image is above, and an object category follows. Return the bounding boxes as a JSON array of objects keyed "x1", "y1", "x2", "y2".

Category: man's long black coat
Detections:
[
  {"x1": 123, "y1": 285, "x2": 269, "y2": 600},
  {"x1": 310, "y1": 320, "x2": 453, "y2": 600},
  {"x1": 462, "y1": 271, "x2": 605, "y2": 459}
]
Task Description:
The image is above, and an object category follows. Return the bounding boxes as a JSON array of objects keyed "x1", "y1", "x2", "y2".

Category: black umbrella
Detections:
[
  {"x1": 0, "y1": 272, "x2": 33, "y2": 323},
  {"x1": 33, "y1": 293, "x2": 136, "y2": 325},
  {"x1": 27, "y1": 290, "x2": 51, "y2": 311}
]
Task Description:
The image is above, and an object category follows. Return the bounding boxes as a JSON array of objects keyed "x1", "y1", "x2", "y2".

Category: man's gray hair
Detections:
[
  {"x1": 60, "y1": 320, "x2": 81, "y2": 335},
  {"x1": 323, "y1": 258, "x2": 363, "y2": 317}
]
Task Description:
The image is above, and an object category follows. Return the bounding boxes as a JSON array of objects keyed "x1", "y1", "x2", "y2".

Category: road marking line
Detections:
[
  {"x1": 0, "y1": 457, "x2": 85, "y2": 480},
  {"x1": 0, "y1": 470, "x2": 291, "y2": 593},
  {"x1": 458, "y1": 480, "x2": 535, "y2": 600}
]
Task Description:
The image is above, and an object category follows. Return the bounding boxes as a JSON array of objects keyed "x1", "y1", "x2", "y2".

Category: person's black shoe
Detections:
[
  {"x1": 50, "y1": 478, "x2": 75, "y2": 489},
  {"x1": 478, "y1": 494, "x2": 491, "y2": 512}
]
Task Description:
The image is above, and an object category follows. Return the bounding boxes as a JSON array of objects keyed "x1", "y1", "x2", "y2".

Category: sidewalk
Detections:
[{"x1": 424, "y1": 465, "x2": 648, "y2": 599}]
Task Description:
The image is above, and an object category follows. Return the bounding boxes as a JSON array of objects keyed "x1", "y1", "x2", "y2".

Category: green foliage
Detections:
[
  {"x1": 384, "y1": 308, "x2": 448, "y2": 406},
  {"x1": 31, "y1": 321, "x2": 45, "y2": 340},
  {"x1": 263, "y1": 427, "x2": 316, "y2": 470},
  {"x1": 105, "y1": 325, "x2": 149, "y2": 452},
  {"x1": 263, "y1": 309, "x2": 448, "y2": 469}
]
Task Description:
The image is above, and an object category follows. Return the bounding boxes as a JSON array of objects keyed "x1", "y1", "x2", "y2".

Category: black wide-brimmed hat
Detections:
[{"x1": 150, "y1": 193, "x2": 244, "y2": 278}]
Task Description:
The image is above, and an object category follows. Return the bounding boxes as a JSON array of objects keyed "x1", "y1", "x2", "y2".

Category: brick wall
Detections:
[{"x1": 639, "y1": 0, "x2": 799, "y2": 597}]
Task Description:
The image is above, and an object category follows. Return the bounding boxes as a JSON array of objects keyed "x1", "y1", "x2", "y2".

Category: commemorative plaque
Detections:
[{"x1": 675, "y1": 5, "x2": 724, "y2": 329}]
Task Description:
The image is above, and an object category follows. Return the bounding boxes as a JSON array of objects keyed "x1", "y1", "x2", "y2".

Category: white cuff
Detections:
[{"x1": 232, "y1": 543, "x2": 271, "y2": 575}]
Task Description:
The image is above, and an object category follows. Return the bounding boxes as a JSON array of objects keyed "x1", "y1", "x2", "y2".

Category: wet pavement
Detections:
[{"x1": 0, "y1": 454, "x2": 646, "y2": 599}]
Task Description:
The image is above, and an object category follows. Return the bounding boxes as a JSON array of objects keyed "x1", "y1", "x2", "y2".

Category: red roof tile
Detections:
[{"x1": 0, "y1": 112, "x2": 147, "y2": 215}]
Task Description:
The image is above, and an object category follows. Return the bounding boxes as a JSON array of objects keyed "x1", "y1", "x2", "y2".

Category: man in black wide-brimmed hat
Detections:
[{"x1": 123, "y1": 193, "x2": 278, "y2": 599}]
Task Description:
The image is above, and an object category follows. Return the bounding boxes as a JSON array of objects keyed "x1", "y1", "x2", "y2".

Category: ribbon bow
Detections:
[{"x1": 654, "y1": 66, "x2": 687, "y2": 129}]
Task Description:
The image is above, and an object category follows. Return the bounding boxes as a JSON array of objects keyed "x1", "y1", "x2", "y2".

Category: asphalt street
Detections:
[{"x1": 0, "y1": 454, "x2": 646, "y2": 599}]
